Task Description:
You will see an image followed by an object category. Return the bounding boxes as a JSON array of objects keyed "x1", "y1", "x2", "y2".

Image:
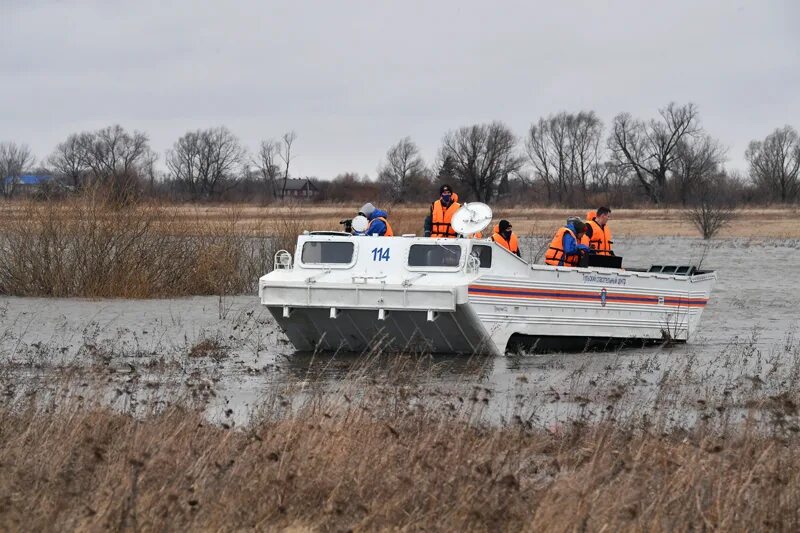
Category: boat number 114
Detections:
[{"x1": 371, "y1": 247, "x2": 390, "y2": 261}]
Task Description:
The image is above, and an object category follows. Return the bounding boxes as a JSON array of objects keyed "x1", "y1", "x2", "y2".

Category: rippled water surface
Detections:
[{"x1": 2, "y1": 237, "x2": 799, "y2": 425}]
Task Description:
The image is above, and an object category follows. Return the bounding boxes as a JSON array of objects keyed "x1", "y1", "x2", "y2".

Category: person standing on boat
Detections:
[
  {"x1": 425, "y1": 184, "x2": 460, "y2": 238},
  {"x1": 545, "y1": 218, "x2": 590, "y2": 267},
  {"x1": 491, "y1": 220, "x2": 521, "y2": 257},
  {"x1": 355, "y1": 202, "x2": 394, "y2": 236},
  {"x1": 583, "y1": 207, "x2": 614, "y2": 256}
]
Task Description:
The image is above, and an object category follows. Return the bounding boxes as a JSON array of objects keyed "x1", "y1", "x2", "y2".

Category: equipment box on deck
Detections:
[{"x1": 581, "y1": 254, "x2": 623, "y2": 269}]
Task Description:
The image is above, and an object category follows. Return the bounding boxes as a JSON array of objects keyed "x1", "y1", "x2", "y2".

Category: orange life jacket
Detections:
[
  {"x1": 545, "y1": 227, "x2": 580, "y2": 267},
  {"x1": 491, "y1": 224, "x2": 520, "y2": 255},
  {"x1": 368, "y1": 216, "x2": 394, "y2": 237},
  {"x1": 584, "y1": 210, "x2": 612, "y2": 256},
  {"x1": 580, "y1": 211, "x2": 594, "y2": 247},
  {"x1": 431, "y1": 199, "x2": 461, "y2": 238}
]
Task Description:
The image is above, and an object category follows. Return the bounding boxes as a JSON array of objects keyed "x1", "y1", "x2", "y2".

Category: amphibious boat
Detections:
[{"x1": 259, "y1": 204, "x2": 716, "y2": 355}]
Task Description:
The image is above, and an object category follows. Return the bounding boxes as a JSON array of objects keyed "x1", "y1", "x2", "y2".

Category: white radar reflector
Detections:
[
  {"x1": 351, "y1": 215, "x2": 369, "y2": 233},
  {"x1": 451, "y1": 202, "x2": 493, "y2": 236}
]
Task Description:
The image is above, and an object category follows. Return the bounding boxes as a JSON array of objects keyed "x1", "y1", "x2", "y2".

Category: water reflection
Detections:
[
  {"x1": 1, "y1": 237, "x2": 799, "y2": 427},
  {"x1": 282, "y1": 351, "x2": 494, "y2": 382}
]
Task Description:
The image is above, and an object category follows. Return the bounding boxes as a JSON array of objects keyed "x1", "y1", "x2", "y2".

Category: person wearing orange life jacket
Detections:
[
  {"x1": 354, "y1": 202, "x2": 394, "y2": 236},
  {"x1": 491, "y1": 220, "x2": 521, "y2": 257},
  {"x1": 426, "y1": 184, "x2": 461, "y2": 238},
  {"x1": 583, "y1": 206, "x2": 613, "y2": 256},
  {"x1": 545, "y1": 218, "x2": 591, "y2": 267}
]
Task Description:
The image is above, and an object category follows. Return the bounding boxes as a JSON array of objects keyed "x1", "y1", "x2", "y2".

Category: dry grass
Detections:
[
  {"x1": 400, "y1": 205, "x2": 798, "y2": 239},
  {"x1": 0, "y1": 197, "x2": 797, "y2": 298},
  {"x1": 149, "y1": 204, "x2": 800, "y2": 238},
  {"x1": 0, "y1": 195, "x2": 299, "y2": 298},
  {"x1": 1, "y1": 378, "x2": 799, "y2": 532},
  {"x1": 2, "y1": 202, "x2": 800, "y2": 239},
  {"x1": 188, "y1": 337, "x2": 228, "y2": 360},
  {"x1": 2, "y1": 313, "x2": 800, "y2": 530}
]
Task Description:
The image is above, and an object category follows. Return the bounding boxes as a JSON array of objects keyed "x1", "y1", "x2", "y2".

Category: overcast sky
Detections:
[{"x1": 2, "y1": 0, "x2": 798, "y2": 180}]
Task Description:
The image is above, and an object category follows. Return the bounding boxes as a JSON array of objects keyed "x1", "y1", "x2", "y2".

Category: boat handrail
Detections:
[
  {"x1": 402, "y1": 273, "x2": 427, "y2": 286},
  {"x1": 274, "y1": 250, "x2": 293, "y2": 270},
  {"x1": 352, "y1": 274, "x2": 388, "y2": 284},
  {"x1": 305, "y1": 269, "x2": 332, "y2": 284},
  {"x1": 465, "y1": 254, "x2": 480, "y2": 274}
]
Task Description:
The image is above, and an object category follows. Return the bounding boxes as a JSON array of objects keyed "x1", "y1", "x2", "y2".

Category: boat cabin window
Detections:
[
  {"x1": 471, "y1": 245, "x2": 492, "y2": 268},
  {"x1": 408, "y1": 244, "x2": 461, "y2": 267},
  {"x1": 301, "y1": 241, "x2": 354, "y2": 264}
]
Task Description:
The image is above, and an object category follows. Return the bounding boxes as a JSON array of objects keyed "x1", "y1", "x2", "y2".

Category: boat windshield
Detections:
[
  {"x1": 301, "y1": 241, "x2": 354, "y2": 264},
  {"x1": 408, "y1": 244, "x2": 462, "y2": 267}
]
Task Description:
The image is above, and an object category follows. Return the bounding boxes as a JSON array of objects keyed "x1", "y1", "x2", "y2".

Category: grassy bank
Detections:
[
  {"x1": 1, "y1": 197, "x2": 798, "y2": 298},
  {"x1": 2, "y1": 201, "x2": 800, "y2": 239},
  {"x1": 0, "y1": 196, "x2": 301, "y2": 298},
  {"x1": 1, "y1": 383, "x2": 798, "y2": 531}
]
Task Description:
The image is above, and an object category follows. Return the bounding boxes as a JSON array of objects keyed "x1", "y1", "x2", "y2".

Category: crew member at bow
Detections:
[
  {"x1": 426, "y1": 184, "x2": 460, "y2": 238},
  {"x1": 491, "y1": 220, "x2": 521, "y2": 257}
]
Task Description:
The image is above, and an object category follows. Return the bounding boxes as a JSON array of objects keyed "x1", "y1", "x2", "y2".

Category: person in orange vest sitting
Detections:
[
  {"x1": 583, "y1": 206, "x2": 613, "y2": 256},
  {"x1": 425, "y1": 184, "x2": 461, "y2": 238},
  {"x1": 491, "y1": 220, "x2": 521, "y2": 257},
  {"x1": 545, "y1": 218, "x2": 591, "y2": 267},
  {"x1": 355, "y1": 202, "x2": 394, "y2": 236}
]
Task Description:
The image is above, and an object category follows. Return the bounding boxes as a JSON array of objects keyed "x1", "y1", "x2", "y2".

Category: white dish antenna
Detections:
[
  {"x1": 351, "y1": 215, "x2": 369, "y2": 233},
  {"x1": 451, "y1": 202, "x2": 492, "y2": 236}
]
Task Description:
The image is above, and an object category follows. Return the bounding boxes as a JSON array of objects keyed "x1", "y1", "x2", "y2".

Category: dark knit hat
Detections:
[
  {"x1": 439, "y1": 184, "x2": 453, "y2": 194},
  {"x1": 498, "y1": 219, "x2": 511, "y2": 232}
]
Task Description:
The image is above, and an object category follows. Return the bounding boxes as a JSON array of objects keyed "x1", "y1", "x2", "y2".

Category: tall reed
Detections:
[
  {"x1": 0, "y1": 193, "x2": 271, "y2": 298},
  {"x1": 1, "y1": 374, "x2": 799, "y2": 532}
]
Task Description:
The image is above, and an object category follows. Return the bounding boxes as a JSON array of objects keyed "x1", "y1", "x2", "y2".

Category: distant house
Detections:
[
  {"x1": 280, "y1": 177, "x2": 319, "y2": 199},
  {"x1": 2, "y1": 174, "x2": 58, "y2": 196}
]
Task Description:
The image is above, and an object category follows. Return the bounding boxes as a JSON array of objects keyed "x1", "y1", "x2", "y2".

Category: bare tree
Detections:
[
  {"x1": 592, "y1": 161, "x2": 634, "y2": 206},
  {"x1": 567, "y1": 112, "x2": 605, "y2": 197},
  {"x1": 377, "y1": 137, "x2": 427, "y2": 202},
  {"x1": 437, "y1": 155, "x2": 456, "y2": 181},
  {"x1": 526, "y1": 111, "x2": 603, "y2": 204},
  {"x1": 47, "y1": 127, "x2": 155, "y2": 201},
  {"x1": 746, "y1": 125, "x2": 800, "y2": 203},
  {"x1": 255, "y1": 139, "x2": 281, "y2": 199},
  {"x1": 48, "y1": 133, "x2": 90, "y2": 189},
  {"x1": 166, "y1": 127, "x2": 246, "y2": 199},
  {"x1": 673, "y1": 134, "x2": 726, "y2": 206},
  {"x1": 319, "y1": 172, "x2": 379, "y2": 202},
  {"x1": 608, "y1": 103, "x2": 701, "y2": 204},
  {"x1": 279, "y1": 131, "x2": 297, "y2": 199},
  {"x1": 685, "y1": 173, "x2": 735, "y2": 239},
  {"x1": 81, "y1": 125, "x2": 154, "y2": 187},
  {"x1": 141, "y1": 149, "x2": 160, "y2": 195},
  {"x1": 526, "y1": 115, "x2": 566, "y2": 203},
  {"x1": 0, "y1": 142, "x2": 35, "y2": 198},
  {"x1": 438, "y1": 122, "x2": 522, "y2": 202}
]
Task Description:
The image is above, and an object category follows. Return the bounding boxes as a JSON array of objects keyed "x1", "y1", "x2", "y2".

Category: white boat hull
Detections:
[{"x1": 259, "y1": 234, "x2": 715, "y2": 356}]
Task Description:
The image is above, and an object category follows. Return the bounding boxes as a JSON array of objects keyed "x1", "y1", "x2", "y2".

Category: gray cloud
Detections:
[{"x1": 1, "y1": 0, "x2": 798, "y2": 179}]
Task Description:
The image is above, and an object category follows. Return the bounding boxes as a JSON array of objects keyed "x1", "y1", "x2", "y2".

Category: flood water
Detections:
[{"x1": 2, "y1": 237, "x2": 799, "y2": 427}]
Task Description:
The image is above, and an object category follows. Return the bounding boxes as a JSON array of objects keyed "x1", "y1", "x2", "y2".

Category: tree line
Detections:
[{"x1": 1, "y1": 102, "x2": 798, "y2": 206}]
